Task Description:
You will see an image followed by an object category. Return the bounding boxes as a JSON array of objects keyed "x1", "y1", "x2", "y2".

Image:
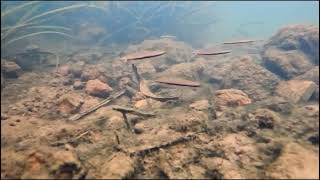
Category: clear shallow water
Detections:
[
  {"x1": 192, "y1": 1, "x2": 319, "y2": 45},
  {"x1": 1, "y1": 1, "x2": 318, "y2": 49}
]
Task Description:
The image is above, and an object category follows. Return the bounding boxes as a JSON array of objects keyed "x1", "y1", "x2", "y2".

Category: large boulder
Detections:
[
  {"x1": 266, "y1": 142, "x2": 319, "y2": 179},
  {"x1": 262, "y1": 48, "x2": 313, "y2": 79},
  {"x1": 221, "y1": 57, "x2": 280, "y2": 101},
  {"x1": 85, "y1": 79, "x2": 113, "y2": 98},
  {"x1": 294, "y1": 66, "x2": 319, "y2": 85},
  {"x1": 262, "y1": 24, "x2": 319, "y2": 79},
  {"x1": 214, "y1": 89, "x2": 252, "y2": 111},
  {"x1": 1, "y1": 60, "x2": 22, "y2": 78},
  {"x1": 275, "y1": 80, "x2": 317, "y2": 103}
]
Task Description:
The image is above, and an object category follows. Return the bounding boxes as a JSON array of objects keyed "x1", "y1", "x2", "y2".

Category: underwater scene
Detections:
[{"x1": 1, "y1": 1, "x2": 319, "y2": 179}]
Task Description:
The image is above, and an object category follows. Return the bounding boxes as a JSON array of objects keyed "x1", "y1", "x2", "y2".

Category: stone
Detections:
[
  {"x1": 85, "y1": 79, "x2": 113, "y2": 98},
  {"x1": 275, "y1": 80, "x2": 317, "y2": 103},
  {"x1": 221, "y1": 57, "x2": 280, "y2": 101},
  {"x1": 136, "y1": 62, "x2": 157, "y2": 76},
  {"x1": 189, "y1": 100, "x2": 209, "y2": 111},
  {"x1": 80, "y1": 66, "x2": 100, "y2": 81},
  {"x1": 294, "y1": 66, "x2": 319, "y2": 85},
  {"x1": 266, "y1": 142, "x2": 319, "y2": 179},
  {"x1": 134, "y1": 99, "x2": 164, "y2": 109},
  {"x1": 214, "y1": 89, "x2": 252, "y2": 111},
  {"x1": 264, "y1": 24, "x2": 319, "y2": 64},
  {"x1": 57, "y1": 94, "x2": 84, "y2": 115},
  {"x1": 73, "y1": 80, "x2": 84, "y2": 90},
  {"x1": 69, "y1": 61, "x2": 85, "y2": 78},
  {"x1": 257, "y1": 96, "x2": 294, "y2": 114},
  {"x1": 57, "y1": 65, "x2": 70, "y2": 76},
  {"x1": 217, "y1": 133, "x2": 259, "y2": 165},
  {"x1": 262, "y1": 25, "x2": 319, "y2": 80},
  {"x1": 201, "y1": 157, "x2": 243, "y2": 179},
  {"x1": 101, "y1": 152, "x2": 136, "y2": 179},
  {"x1": 262, "y1": 48, "x2": 314, "y2": 79},
  {"x1": 252, "y1": 109, "x2": 280, "y2": 129},
  {"x1": 1, "y1": 60, "x2": 22, "y2": 78},
  {"x1": 157, "y1": 61, "x2": 204, "y2": 80},
  {"x1": 21, "y1": 149, "x2": 85, "y2": 179}
]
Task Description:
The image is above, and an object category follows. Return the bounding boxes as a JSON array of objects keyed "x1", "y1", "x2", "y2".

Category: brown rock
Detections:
[
  {"x1": 217, "y1": 133, "x2": 259, "y2": 165},
  {"x1": 80, "y1": 67, "x2": 100, "y2": 81},
  {"x1": 57, "y1": 94, "x2": 84, "y2": 115},
  {"x1": 1, "y1": 60, "x2": 22, "y2": 78},
  {"x1": 201, "y1": 157, "x2": 243, "y2": 179},
  {"x1": 73, "y1": 80, "x2": 84, "y2": 90},
  {"x1": 136, "y1": 62, "x2": 156, "y2": 76},
  {"x1": 253, "y1": 108, "x2": 280, "y2": 129},
  {"x1": 69, "y1": 61, "x2": 85, "y2": 77},
  {"x1": 221, "y1": 57, "x2": 280, "y2": 101},
  {"x1": 101, "y1": 152, "x2": 136, "y2": 179},
  {"x1": 264, "y1": 24, "x2": 319, "y2": 64},
  {"x1": 275, "y1": 80, "x2": 317, "y2": 103},
  {"x1": 294, "y1": 66, "x2": 319, "y2": 85},
  {"x1": 21, "y1": 149, "x2": 85, "y2": 179},
  {"x1": 134, "y1": 99, "x2": 164, "y2": 109},
  {"x1": 189, "y1": 100, "x2": 209, "y2": 111},
  {"x1": 57, "y1": 65, "x2": 70, "y2": 76},
  {"x1": 157, "y1": 61, "x2": 204, "y2": 80},
  {"x1": 262, "y1": 48, "x2": 313, "y2": 79},
  {"x1": 85, "y1": 79, "x2": 113, "y2": 98},
  {"x1": 266, "y1": 142, "x2": 319, "y2": 179},
  {"x1": 215, "y1": 89, "x2": 252, "y2": 111}
]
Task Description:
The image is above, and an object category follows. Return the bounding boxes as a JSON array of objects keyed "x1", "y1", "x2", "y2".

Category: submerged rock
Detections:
[
  {"x1": 221, "y1": 57, "x2": 280, "y2": 101},
  {"x1": 57, "y1": 94, "x2": 84, "y2": 115},
  {"x1": 264, "y1": 24, "x2": 319, "y2": 64},
  {"x1": 275, "y1": 80, "x2": 317, "y2": 103},
  {"x1": 214, "y1": 89, "x2": 252, "y2": 111},
  {"x1": 189, "y1": 100, "x2": 209, "y2": 111},
  {"x1": 262, "y1": 24, "x2": 319, "y2": 79},
  {"x1": 1, "y1": 72, "x2": 5, "y2": 89},
  {"x1": 262, "y1": 48, "x2": 314, "y2": 79},
  {"x1": 134, "y1": 99, "x2": 164, "y2": 109},
  {"x1": 252, "y1": 109, "x2": 280, "y2": 129},
  {"x1": 157, "y1": 60, "x2": 205, "y2": 80},
  {"x1": 69, "y1": 61, "x2": 85, "y2": 78},
  {"x1": 85, "y1": 79, "x2": 113, "y2": 98},
  {"x1": 73, "y1": 80, "x2": 84, "y2": 90},
  {"x1": 57, "y1": 65, "x2": 70, "y2": 76},
  {"x1": 266, "y1": 142, "x2": 319, "y2": 179},
  {"x1": 100, "y1": 152, "x2": 136, "y2": 179},
  {"x1": 294, "y1": 66, "x2": 319, "y2": 85},
  {"x1": 21, "y1": 149, "x2": 86, "y2": 179},
  {"x1": 1, "y1": 60, "x2": 22, "y2": 78},
  {"x1": 201, "y1": 157, "x2": 243, "y2": 179}
]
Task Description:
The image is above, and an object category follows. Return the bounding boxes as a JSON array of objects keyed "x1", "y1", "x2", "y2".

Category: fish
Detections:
[
  {"x1": 140, "y1": 80, "x2": 179, "y2": 101},
  {"x1": 195, "y1": 49, "x2": 231, "y2": 56},
  {"x1": 154, "y1": 77, "x2": 200, "y2": 87},
  {"x1": 160, "y1": 35, "x2": 177, "y2": 39},
  {"x1": 223, "y1": 39, "x2": 259, "y2": 44},
  {"x1": 120, "y1": 50, "x2": 165, "y2": 61}
]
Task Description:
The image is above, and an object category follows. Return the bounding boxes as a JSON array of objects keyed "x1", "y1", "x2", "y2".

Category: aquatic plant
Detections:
[
  {"x1": 1, "y1": 1, "x2": 105, "y2": 55},
  {"x1": 94, "y1": 1, "x2": 218, "y2": 46}
]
